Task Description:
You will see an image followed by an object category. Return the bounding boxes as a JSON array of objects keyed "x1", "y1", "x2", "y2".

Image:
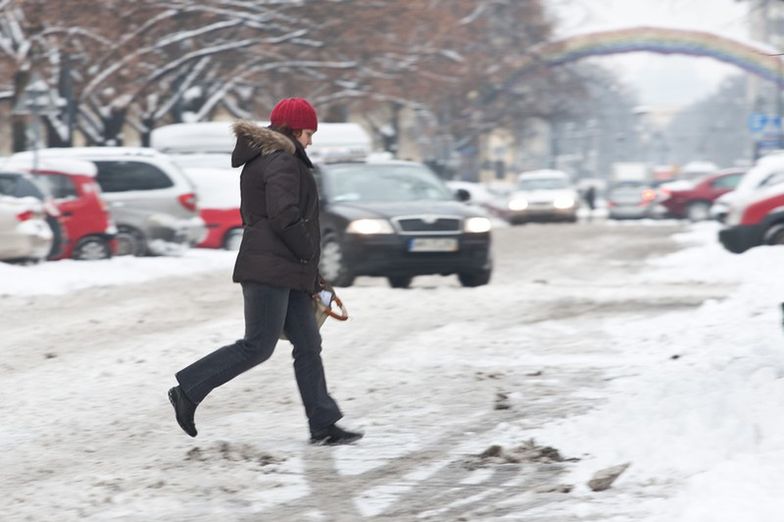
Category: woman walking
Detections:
[{"x1": 168, "y1": 98, "x2": 362, "y2": 446}]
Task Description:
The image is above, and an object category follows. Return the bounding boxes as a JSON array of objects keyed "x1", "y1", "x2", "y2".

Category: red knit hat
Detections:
[{"x1": 269, "y1": 98, "x2": 318, "y2": 131}]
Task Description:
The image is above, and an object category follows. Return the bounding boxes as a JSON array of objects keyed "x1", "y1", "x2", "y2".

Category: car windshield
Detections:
[
  {"x1": 324, "y1": 163, "x2": 454, "y2": 202},
  {"x1": 517, "y1": 177, "x2": 569, "y2": 190}
]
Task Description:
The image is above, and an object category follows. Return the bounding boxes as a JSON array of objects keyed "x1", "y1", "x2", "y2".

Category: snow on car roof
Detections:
[
  {"x1": 180, "y1": 167, "x2": 239, "y2": 209},
  {"x1": 517, "y1": 169, "x2": 570, "y2": 180},
  {"x1": 13, "y1": 147, "x2": 164, "y2": 160},
  {"x1": 151, "y1": 121, "x2": 373, "y2": 162},
  {"x1": 3, "y1": 155, "x2": 98, "y2": 177}
]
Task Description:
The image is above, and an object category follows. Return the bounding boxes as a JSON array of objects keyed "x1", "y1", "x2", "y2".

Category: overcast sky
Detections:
[{"x1": 548, "y1": 0, "x2": 752, "y2": 108}]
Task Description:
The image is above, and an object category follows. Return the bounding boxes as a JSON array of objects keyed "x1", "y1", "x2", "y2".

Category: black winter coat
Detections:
[{"x1": 230, "y1": 121, "x2": 321, "y2": 293}]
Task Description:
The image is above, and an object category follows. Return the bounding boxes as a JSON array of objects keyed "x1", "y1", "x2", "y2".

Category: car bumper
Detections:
[
  {"x1": 506, "y1": 207, "x2": 577, "y2": 223},
  {"x1": 608, "y1": 205, "x2": 653, "y2": 219},
  {"x1": 145, "y1": 215, "x2": 208, "y2": 255},
  {"x1": 0, "y1": 221, "x2": 53, "y2": 261},
  {"x1": 341, "y1": 233, "x2": 491, "y2": 277},
  {"x1": 718, "y1": 224, "x2": 765, "y2": 254}
]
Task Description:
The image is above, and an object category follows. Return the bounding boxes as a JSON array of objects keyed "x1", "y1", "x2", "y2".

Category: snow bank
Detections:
[
  {"x1": 528, "y1": 221, "x2": 784, "y2": 521},
  {"x1": 0, "y1": 249, "x2": 235, "y2": 296}
]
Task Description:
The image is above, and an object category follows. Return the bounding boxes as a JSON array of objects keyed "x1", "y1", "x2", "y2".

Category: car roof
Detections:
[
  {"x1": 3, "y1": 156, "x2": 97, "y2": 177},
  {"x1": 16, "y1": 147, "x2": 166, "y2": 160},
  {"x1": 322, "y1": 159, "x2": 426, "y2": 168},
  {"x1": 517, "y1": 169, "x2": 570, "y2": 180}
]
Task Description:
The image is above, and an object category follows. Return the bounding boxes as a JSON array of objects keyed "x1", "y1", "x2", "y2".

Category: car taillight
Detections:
[
  {"x1": 178, "y1": 193, "x2": 198, "y2": 212},
  {"x1": 641, "y1": 189, "x2": 657, "y2": 203},
  {"x1": 16, "y1": 210, "x2": 35, "y2": 221}
]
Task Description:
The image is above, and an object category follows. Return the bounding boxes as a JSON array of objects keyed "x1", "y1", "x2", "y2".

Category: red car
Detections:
[
  {"x1": 181, "y1": 167, "x2": 243, "y2": 250},
  {"x1": 12, "y1": 158, "x2": 117, "y2": 260},
  {"x1": 657, "y1": 169, "x2": 745, "y2": 221},
  {"x1": 719, "y1": 181, "x2": 784, "y2": 253}
]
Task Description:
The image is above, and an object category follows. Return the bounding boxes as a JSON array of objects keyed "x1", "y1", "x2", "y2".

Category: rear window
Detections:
[
  {"x1": 710, "y1": 174, "x2": 742, "y2": 189},
  {"x1": 93, "y1": 161, "x2": 174, "y2": 192},
  {"x1": 0, "y1": 174, "x2": 45, "y2": 199}
]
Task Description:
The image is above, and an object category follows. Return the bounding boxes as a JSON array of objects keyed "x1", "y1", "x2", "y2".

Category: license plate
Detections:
[{"x1": 408, "y1": 237, "x2": 459, "y2": 252}]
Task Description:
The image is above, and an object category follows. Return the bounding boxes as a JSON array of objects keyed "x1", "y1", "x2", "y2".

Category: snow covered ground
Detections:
[{"x1": 1, "y1": 221, "x2": 782, "y2": 521}]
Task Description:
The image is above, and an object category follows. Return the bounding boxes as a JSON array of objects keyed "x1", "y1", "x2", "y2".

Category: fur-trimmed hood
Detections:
[{"x1": 231, "y1": 120, "x2": 296, "y2": 168}]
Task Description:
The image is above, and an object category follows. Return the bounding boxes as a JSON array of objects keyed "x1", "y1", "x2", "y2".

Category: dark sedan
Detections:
[{"x1": 315, "y1": 161, "x2": 493, "y2": 288}]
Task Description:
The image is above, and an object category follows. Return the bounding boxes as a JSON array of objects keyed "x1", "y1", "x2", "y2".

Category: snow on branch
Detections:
[{"x1": 154, "y1": 20, "x2": 243, "y2": 49}]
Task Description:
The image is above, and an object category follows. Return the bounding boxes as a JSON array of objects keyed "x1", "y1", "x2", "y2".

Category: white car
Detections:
[
  {"x1": 504, "y1": 169, "x2": 579, "y2": 224},
  {"x1": 0, "y1": 195, "x2": 53, "y2": 262},
  {"x1": 711, "y1": 154, "x2": 784, "y2": 222}
]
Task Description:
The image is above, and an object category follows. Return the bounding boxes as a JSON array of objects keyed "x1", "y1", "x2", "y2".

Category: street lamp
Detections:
[{"x1": 11, "y1": 71, "x2": 59, "y2": 172}]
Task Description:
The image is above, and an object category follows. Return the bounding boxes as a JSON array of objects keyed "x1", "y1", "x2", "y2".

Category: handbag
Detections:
[{"x1": 280, "y1": 287, "x2": 349, "y2": 340}]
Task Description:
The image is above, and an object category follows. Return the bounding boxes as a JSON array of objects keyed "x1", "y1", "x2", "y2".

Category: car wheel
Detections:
[
  {"x1": 686, "y1": 201, "x2": 711, "y2": 222},
  {"x1": 73, "y1": 236, "x2": 111, "y2": 261},
  {"x1": 115, "y1": 227, "x2": 146, "y2": 257},
  {"x1": 458, "y1": 269, "x2": 491, "y2": 287},
  {"x1": 319, "y1": 235, "x2": 354, "y2": 287},
  {"x1": 387, "y1": 276, "x2": 412, "y2": 288},
  {"x1": 765, "y1": 224, "x2": 784, "y2": 245},
  {"x1": 223, "y1": 228, "x2": 244, "y2": 251}
]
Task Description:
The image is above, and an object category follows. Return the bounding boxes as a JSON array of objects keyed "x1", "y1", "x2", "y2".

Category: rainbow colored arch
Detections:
[{"x1": 523, "y1": 26, "x2": 783, "y2": 84}]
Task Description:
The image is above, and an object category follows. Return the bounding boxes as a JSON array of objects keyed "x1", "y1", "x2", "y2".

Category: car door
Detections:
[{"x1": 34, "y1": 173, "x2": 84, "y2": 246}]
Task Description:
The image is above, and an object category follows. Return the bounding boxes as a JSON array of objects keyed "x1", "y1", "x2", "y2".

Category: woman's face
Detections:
[{"x1": 296, "y1": 129, "x2": 316, "y2": 149}]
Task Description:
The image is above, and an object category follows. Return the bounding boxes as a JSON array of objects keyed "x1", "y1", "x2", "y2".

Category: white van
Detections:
[{"x1": 150, "y1": 120, "x2": 373, "y2": 167}]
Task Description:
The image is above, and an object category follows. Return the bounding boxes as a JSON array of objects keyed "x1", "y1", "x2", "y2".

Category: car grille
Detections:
[{"x1": 393, "y1": 216, "x2": 461, "y2": 234}]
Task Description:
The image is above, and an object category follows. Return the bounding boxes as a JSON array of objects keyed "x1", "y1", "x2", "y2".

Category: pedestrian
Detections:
[
  {"x1": 584, "y1": 185, "x2": 596, "y2": 221},
  {"x1": 168, "y1": 98, "x2": 363, "y2": 446}
]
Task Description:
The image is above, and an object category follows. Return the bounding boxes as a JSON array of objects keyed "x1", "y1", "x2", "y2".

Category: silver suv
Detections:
[{"x1": 11, "y1": 148, "x2": 206, "y2": 256}]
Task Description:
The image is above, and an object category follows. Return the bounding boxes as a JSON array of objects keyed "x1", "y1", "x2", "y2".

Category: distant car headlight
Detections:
[
  {"x1": 464, "y1": 216, "x2": 492, "y2": 233},
  {"x1": 508, "y1": 198, "x2": 528, "y2": 211},
  {"x1": 346, "y1": 218, "x2": 394, "y2": 234},
  {"x1": 553, "y1": 196, "x2": 575, "y2": 209}
]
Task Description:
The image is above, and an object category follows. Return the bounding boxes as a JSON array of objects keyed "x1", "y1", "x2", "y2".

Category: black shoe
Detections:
[
  {"x1": 310, "y1": 424, "x2": 364, "y2": 445},
  {"x1": 168, "y1": 386, "x2": 197, "y2": 437}
]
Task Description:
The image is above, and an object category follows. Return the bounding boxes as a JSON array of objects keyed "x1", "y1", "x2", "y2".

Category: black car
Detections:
[{"x1": 315, "y1": 160, "x2": 493, "y2": 288}]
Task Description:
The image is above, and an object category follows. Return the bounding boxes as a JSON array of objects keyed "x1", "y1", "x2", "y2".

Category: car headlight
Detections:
[
  {"x1": 553, "y1": 196, "x2": 575, "y2": 209},
  {"x1": 346, "y1": 218, "x2": 394, "y2": 234},
  {"x1": 464, "y1": 216, "x2": 492, "y2": 233},
  {"x1": 508, "y1": 198, "x2": 528, "y2": 211}
]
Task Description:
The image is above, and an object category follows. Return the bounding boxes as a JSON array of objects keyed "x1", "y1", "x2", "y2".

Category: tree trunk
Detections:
[{"x1": 12, "y1": 70, "x2": 30, "y2": 152}]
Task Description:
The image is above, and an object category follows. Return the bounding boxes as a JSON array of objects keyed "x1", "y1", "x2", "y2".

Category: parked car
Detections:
[
  {"x1": 180, "y1": 167, "x2": 243, "y2": 250},
  {"x1": 606, "y1": 181, "x2": 658, "y2": 219},
  {"x1": 4, "y1": 157, "x2": 117, "y2": 260},
  {"x1": 0, "y1": 195, "x2": 53, "y2": 262},
  {"x1": 504, "y1": 169, "x2": 579, "y2": 224},
  {"x1": 11, "y1": 148, "x2": 206, "y2": 256},
  {"x1": 445, "y1": 180, "x2": 509, "y2": 221},
  {"x1": 719, "y1": 181, "x2": 784, "y2": 253},
  {"x1": 711, "y1": 155, "x2": 784, "y2": 222},
  {"x1": 0, "y1": 170, "x2": 67, "y2": 259},
  {"x1": 656, "y1": 168, "x2": 744, "y2": 221},
  {"x1": 315, "y1": 160, "x2": 493, "y2": 288}
]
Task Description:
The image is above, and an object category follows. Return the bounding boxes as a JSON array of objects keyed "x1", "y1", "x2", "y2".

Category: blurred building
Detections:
[{"x1": 747, "y1": 0, "x2": 784, "y2": 157}]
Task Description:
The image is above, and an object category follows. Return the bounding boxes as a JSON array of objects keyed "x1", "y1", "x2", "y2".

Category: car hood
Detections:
[
  {"x1": 509, "y1": 189, "x2": 576, "y2": 202},
  {"x1": 327, "y1": 200, "x2": 485, "y2": 220}
]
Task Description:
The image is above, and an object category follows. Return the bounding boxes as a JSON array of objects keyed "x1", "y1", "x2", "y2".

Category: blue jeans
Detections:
[{"x1": 175, "y1": 282, "x2": 343, "y2": 433}]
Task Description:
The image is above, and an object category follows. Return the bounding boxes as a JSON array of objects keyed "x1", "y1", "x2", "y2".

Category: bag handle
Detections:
[{"x1": 314, "y1": 292, "x2": 349, "y2": 321}]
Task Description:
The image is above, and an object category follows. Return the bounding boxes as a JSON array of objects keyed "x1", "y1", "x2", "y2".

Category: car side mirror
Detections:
[{"x1": 455, "y1": 188, "x2": 471, "y2": 202}]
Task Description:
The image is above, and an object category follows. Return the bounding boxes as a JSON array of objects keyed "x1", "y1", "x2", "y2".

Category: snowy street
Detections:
[{"x1": 2, "y1": 220, "x2": 783, "y2": 521}]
